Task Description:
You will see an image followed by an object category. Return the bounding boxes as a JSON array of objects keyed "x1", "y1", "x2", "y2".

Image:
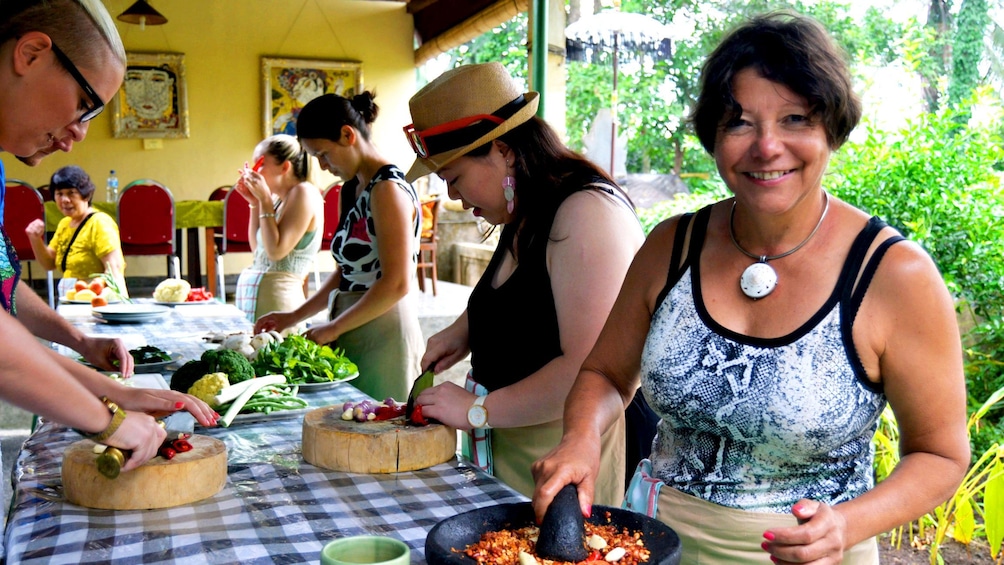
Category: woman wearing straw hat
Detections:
[
  {"x1": 408, "y1": 63, "x2": 645, "y2": 503},
  {"x1": 255, "y1": 92, "x2": 424, "y2": 402}
]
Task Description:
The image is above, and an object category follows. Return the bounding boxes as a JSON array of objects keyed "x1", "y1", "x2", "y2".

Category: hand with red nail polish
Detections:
[{"x1": 96, "y1": 386, "x2": 218, "y2": 428}]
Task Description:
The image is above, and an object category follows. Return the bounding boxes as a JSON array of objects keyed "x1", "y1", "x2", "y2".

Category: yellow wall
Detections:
[{"x1": 7, "y1": 0, "x2": 419, "y2": 278}]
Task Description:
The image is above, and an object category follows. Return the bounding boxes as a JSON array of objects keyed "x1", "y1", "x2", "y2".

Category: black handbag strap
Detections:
[{"x1": 61, "y1": 212, "x2": 95, "y2": 273}]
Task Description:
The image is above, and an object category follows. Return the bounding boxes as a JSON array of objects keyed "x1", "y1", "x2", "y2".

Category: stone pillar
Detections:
[{"x1": 436, "y1": 206, "x2": 495, "y2": 284}]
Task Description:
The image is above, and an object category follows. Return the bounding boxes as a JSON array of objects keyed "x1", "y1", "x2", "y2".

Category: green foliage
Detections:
[
  {"x1": 444, "y1": 13, "x2": 528, "y2": 79},
  {"x1": 948, "y1": 0, "x2": 990, "y2": 112},
  {"x1": 873, "y1": 389, "x2": 1004, "y2": 563}
]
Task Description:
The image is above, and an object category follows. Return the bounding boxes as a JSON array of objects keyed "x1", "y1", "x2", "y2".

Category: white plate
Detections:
[
  {"x1": 82, "y1": 353, "x2": 182, "y2": 373},
  {"x1": 153, "y1": 299, "x2": 215, "y2": 306},
  {"x1": 60, "y1": 296, "x2": 122, "y2": 304},
  {"x1": 290, "y1": 372, "x2": 359, "y2": 391},
  {"x1": 92, "y1": 304, "x2": 170, "y2": 324},
  {"x1": 210, "y1": 407, "x2": 311, "y2": 427},
  {"x1": 134, "y1": 353, "x2": 183, "y2": 373}
]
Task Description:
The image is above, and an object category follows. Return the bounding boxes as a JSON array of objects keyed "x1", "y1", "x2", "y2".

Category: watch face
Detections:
[{"x1": 467, "y1": 405, "x2": 488, "y2": 428}]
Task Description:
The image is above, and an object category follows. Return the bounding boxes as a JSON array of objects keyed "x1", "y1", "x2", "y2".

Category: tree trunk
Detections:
[{"x1": 922, "y1": 0, "x2": 952, "y2": 113}]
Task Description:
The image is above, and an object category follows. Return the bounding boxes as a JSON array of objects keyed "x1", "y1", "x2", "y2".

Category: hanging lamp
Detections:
[{"x1": 117, "y1": 0, "x2": 168, "y2": 31}]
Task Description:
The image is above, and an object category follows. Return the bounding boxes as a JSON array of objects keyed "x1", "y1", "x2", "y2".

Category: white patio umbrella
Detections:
[{"x1": 566, "y1": 10, "x2": 675, "y2": 176}]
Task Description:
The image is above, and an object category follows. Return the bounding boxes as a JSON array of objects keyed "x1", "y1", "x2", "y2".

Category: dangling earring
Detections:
[{"x1": 502, "y1": 162, "x2": 515, "y2": 214}]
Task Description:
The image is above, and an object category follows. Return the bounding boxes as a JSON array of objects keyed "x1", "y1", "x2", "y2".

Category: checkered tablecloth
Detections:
[
  {"x1": 53, "y1": 300, "x2": 255, "y2": 363},
  {"x1": 6, "y1": 303, "x2": 528, "y2": 564}
]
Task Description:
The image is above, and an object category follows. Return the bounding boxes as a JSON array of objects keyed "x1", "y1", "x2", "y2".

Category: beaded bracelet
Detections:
[{"x1": 259, "y1": 213, "x2": 276, "y2": 219}]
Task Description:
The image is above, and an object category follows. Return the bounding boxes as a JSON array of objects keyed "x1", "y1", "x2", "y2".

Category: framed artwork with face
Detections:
[
  {"x1": 110, "y1": 52, "x2": 189, "y2": 139},
  {"x1": 262, "y1": 57, "x2": 363, "y2": 138}
]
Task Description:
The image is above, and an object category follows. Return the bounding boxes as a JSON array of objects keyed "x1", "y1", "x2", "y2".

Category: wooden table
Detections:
[{"x1": 3, "y1": 303, "x2": 527, "y2": 563}]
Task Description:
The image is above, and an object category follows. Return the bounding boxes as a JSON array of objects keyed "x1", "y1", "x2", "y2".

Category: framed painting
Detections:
[
  {"x1": 110, "y1": 52, "x2": 189, "y2": 139},
  {"x1": 262, "y1": 57, "x2": 363, "y2": 137}
]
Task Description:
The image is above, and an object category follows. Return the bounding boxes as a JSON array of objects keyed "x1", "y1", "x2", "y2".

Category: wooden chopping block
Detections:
[
  {"x1": 62, "y1": 435, "x2": 227, "y2": 510},
  {"x1": 303, "y1": 405, "x2": 457, "y2": 473}
]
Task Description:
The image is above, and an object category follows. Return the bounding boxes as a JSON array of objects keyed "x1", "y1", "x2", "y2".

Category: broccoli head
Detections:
[
  {"x1": 170, "y1": 359, "x2": 212, "y2": 393},
  {"x1": 201, "y1": 348, "x2": 255, "y2": 384}
]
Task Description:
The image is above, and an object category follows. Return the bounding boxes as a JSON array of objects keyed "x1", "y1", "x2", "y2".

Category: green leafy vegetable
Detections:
[
  {"x1": 251, "y1": 334, "x2": 358, "y2": 385},
  {"x1": 130, "y1": 345, "x2": 171, "y2": 364}
]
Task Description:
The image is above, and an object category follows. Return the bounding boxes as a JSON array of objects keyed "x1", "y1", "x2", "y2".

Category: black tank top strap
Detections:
[
  {"x1": 584, "y1": 179, "x2": 636, "y2": 216},
  {"x1": 654, "y1": 204, "x2": 711, "y2": 312},
  {"x1": 847, "y1": 230, "x2": 907, "y2": 317},
  {"x1": 838, "y1": 216, "x2": 898, "y2": 307},
  {"x1": 837, "y1": 216, "x2": 905, "y2": 393}
]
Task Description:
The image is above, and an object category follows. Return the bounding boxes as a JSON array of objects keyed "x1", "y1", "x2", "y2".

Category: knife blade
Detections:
[
  {"x1": 405, "y1": 365, "x2": 436, "y2": 420},
  {"x1": 95, "y1": 411, "x2": 197, "y2": 479}
]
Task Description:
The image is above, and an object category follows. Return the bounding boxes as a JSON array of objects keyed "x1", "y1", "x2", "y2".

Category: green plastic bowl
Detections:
[{"x1": 320, "y1": 536, "x2": 410, "y2": 565}]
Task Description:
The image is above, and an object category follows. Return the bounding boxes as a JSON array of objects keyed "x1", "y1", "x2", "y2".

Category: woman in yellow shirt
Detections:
[{"x1": 25, "y1": 165, "x2": 125, "y2": 282}]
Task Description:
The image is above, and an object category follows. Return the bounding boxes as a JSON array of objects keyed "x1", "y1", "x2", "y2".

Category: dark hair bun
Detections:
[{"x1": 351, "y1": 91, "x2": 379, "y2": 124}]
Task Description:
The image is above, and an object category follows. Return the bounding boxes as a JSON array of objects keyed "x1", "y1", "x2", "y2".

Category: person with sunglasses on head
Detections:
[
  {"x1": 0, "y1": 0, "x2": 218, "y2": 491},
  {"x1": 232, "y1": 134, "x2": 324, "y2": 326},
  {"x1": 405, "y1": 63, "x2": 645, "y2": 504},
  {"x1": 254, "y1": 92, "x2": 424, "y2": 402},
  {"x1": 24, "y1": 165, "x2": 126, "y2": 285},
  {"x1": 531, "y1": 12, "x2": 969, "y2": 564}
]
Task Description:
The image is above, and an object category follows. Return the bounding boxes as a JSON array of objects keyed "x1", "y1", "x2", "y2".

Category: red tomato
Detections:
[
  {"x1": 187, "y1": 287, "x2": 213, "y2": 302},
  {"x1": 74, "y1": 281, "x2": 88, "y2": 292},
  {"x1": 410, "y1": 404, "x2": 429, "y2": 426},
  {"x1": 88, "y1": 280, "x2": 104, "y2": 294}
]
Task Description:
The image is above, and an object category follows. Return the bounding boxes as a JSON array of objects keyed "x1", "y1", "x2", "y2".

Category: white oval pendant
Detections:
[{"x1": 740, "y1": 262, "x2": 777, "y2": 299}]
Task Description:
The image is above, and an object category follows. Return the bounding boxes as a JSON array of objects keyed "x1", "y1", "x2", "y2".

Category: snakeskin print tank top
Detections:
[{"x1": 641, "y1": 205, "x2": 902, "y2": 513}]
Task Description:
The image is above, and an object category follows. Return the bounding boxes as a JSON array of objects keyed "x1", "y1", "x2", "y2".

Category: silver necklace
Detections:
[{"x1": 729, "y1": 192, "x2": 829, "y2": 299}]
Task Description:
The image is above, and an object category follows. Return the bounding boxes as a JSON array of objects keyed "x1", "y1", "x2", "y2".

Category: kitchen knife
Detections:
[
  {"x1": 96, "y1": 411, "x2": 197, "y2": 479},
  {"x1": 405, "y1": 365, "x2": 436, "y2": 420}
]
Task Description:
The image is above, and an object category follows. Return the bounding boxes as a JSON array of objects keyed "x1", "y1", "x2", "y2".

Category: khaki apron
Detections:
[
  {"x1": 490, "y1": 414, "x2": 625, "y2": 507},
  {"x1": 255, "y1": 271, "x2": 309, "y2": 327},
  {"x1": 655, "y1": 486, "x2": 879, "y2": 564},
  {"x1": 328, "y1": 290, "x2": 423, "y2": 402}
]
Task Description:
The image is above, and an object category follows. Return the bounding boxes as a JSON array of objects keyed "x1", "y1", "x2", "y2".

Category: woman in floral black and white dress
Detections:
[{"x1": 255, "y1": 92, "x2": 422, "y2": 402}]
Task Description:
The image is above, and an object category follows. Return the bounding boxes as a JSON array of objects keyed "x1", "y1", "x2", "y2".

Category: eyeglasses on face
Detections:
[{"x1": 50, "y1": 42, "x2": 105, "y2": 123}]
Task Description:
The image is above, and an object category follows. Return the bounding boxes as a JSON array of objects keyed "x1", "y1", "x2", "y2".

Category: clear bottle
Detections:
[{"x1": 106, "y1": 170, "x2": 119, "y2": 203}]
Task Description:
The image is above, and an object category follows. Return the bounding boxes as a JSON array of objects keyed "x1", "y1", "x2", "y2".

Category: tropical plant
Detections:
[{"x1": 873, "y1": 388, "x2": 1004, "y2": 563}]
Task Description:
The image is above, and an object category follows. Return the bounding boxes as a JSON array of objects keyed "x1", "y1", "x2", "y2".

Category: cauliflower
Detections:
[
  {"x1": 187, "y1": 372, "x2": 229, "y2": 407},
  {"x1": 153, "y1": 278, "x2": 192, "y2": 303}
]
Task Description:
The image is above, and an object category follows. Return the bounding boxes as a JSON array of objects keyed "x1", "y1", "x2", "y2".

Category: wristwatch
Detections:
[
  {"x1": 467, "y1": 395, "x2": 491, "y2": 429},
  {"x1": 78, "y1": 396, "x2": 127, "y2": 442}
]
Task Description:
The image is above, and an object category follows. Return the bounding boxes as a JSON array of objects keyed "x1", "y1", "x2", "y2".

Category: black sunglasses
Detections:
[{"x1": 50, "y1": 42, "x2": 105, "y2": 123}]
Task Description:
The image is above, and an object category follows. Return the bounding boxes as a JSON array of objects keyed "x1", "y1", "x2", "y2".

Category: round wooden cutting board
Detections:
[
  {"x1": 302, "y1": 406, "x2": 457, "y2": 473},
  {"x1": 62, "y1": 435, "x2": 227, "y2": 510}
]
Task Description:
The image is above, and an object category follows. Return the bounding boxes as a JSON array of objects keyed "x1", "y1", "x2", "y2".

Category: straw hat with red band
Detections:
[{"x1": 404, "y1": 63, "x2": 539, "y2": 182}]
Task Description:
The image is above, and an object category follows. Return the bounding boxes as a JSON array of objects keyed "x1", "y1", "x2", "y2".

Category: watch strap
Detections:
[{"x1": 79, "y1": 396, "x2": 127, "y2": 442}]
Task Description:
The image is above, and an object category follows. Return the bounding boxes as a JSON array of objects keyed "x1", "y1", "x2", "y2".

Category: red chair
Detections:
[
  {"x1": 3, "y1": 179, "x2": 55, "y2": 307},
  {"x1": 214, "y1": 188, "x2": 253, "y2": 302},
  {"x1": 117, "y1": 179, "x2": 180, "y2": 280},
  {"x1": 416, "y1": 198, "x2": 441, "y2": 295},
  {"x1": 35, "y1": 183, "x2": 53, "y2": 202},
  {"x1": 204, "y1": 185, "x2": 230, "y2": 297},
  {"x1": 321, "y1": 183, "x2": 342, "y2": 251},
  {"x1": 305, "y1": 183, "x2": 342, "y2": 294}
]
